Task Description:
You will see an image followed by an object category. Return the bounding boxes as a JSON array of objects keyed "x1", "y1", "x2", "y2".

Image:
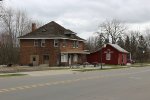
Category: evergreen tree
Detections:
[
  {"x1": 124, "y1": 36, "x2": 130, "y2": 52},
  {"x1": 137, "y1": 35, "x2": 149, "y2": 62},
  {"x1": 130, "y1": 35, "x2": 138, "y2": 60},
  {"x1": 117, "y1": 37, "x2": 124, "y2": 48}
]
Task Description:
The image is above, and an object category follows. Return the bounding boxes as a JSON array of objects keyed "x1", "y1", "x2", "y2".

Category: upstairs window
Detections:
[
  {"x1": 62, "y1": 39, "x2": 66, "y2": 47},
  {"x1": 76, "y1": 41, "x2": 79, "y2": 48},
  {"x1": 54, "y1": 39, "x2": 59, "y2": 47},
  {"x1": 73, "y1": 41, "x2": 76, "y2": 48},
  {"x1": 34, "y1": 40, "x2": 38, "y2": 47},
  {"x1": 73, "y1": 40, "x2": 79, "y2": 48},
  {"x1": 41, "y1": 39, "x2": 45, "y2": 47}
]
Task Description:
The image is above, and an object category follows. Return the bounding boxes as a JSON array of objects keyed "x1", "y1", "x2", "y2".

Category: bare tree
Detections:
[
  {"x1": 0, "y1": 5, "x2": 41, "y2": 65},
  {"x1": 98, "y1": 19, "x2": 127, "y2": 44},
  {"x1": 86, "y1": 36, "x2": 99, "y2": 52},
  {"x1": 145, "y1": 28, "x2": 150, "y2": 47},
  {"x1": 1, "y1": 7, "x2": 33, "y2": 46}
]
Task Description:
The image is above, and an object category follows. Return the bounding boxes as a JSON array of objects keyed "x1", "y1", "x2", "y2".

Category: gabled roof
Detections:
[
  {"x1": 107, "y1": 43, "x2": 129, "y2": 53},
  {"x1": 18, "y1": 21, "x2": 84, "y2": 41},
  {"x1": 90, "y1": 43, "x2": 129, "y2": 54}
]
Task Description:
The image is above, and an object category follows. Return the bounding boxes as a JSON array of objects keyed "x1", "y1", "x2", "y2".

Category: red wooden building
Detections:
[{"x1": 87, "y1": 43, "x2": 129, "y2": 65}]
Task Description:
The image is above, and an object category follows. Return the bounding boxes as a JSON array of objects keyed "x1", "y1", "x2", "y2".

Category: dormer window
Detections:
[
  {"x1": 34, "y1": 39, "x2": 38, "y2": 47},
  {"x1": 54, "y1": 39, "x2": 59, "y2": 47},
  {"x1": 42, "y1": 28, "x2": 47, "y2": 32},
  {"x1": 41, "y1": 39, "x2": 45, "y2": 47}
]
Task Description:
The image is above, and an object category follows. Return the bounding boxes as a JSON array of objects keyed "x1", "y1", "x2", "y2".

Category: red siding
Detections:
[{"x1": 87, "y1": 44, "x2": 128, "y2": 65}]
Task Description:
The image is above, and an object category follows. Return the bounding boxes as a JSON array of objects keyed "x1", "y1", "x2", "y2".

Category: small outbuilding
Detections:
[{"x1": 87, "y1": 43, "x2": 129, "y2": 65}]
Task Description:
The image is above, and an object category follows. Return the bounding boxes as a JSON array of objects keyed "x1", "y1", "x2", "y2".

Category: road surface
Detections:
[{"x1": 0, "y1": 67, "x2": 150, "y2": 100}]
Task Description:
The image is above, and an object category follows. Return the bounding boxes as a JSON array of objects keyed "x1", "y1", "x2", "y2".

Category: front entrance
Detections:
[
  {"x1": 69, "y1": 55, "x2": 72, "y2": 65},
  {"x1": 43, "y1": 55, "x2": 49, "y2": 64},
  {"x1": 30, "y1": 55, "x2": 39, "y2": 66}
]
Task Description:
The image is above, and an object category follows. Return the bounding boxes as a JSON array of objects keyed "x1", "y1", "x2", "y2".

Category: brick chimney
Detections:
[{"x1": 32, "y1": 23, "x2": 36, "y2": 32}]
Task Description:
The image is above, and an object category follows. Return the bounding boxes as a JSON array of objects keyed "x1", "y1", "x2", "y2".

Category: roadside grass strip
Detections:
[{"x1": 0, "y1": 74, "x2": 27, "y2": 77}]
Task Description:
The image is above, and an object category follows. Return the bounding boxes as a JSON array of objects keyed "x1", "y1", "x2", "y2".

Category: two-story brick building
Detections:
[{"x1": 18, "y1": 21, "x2": 89, "y2": 66}]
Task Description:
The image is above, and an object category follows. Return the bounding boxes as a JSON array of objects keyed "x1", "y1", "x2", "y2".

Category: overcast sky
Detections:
[{"x1": 3, "y1": 0, "x2": 150, "y2": 39}]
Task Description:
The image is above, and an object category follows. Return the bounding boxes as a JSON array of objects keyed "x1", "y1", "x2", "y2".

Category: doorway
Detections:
[
  {"x1": 43, "y1": 55, "x2": 49, "y2": 64},
  {"x1": 69, "y1": 55, "x2": 72, "y2": 65},
  {"x1": 30, "y1": 55, "x2": 39, "y2": 66}
]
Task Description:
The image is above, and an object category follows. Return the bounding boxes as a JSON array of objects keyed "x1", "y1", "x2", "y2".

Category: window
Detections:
[
  {"x1": 73, "y1": 54, "x2": 78, "y2": 62},
  {"x1": 73, "y1": 41, "x2": 76, "y2": 48},
  {"x1": 76, "y1": 41, "x2": 79, "y2": 48},
  {"x1": 61, "y1": 54, "x2": 68, "y2": 62},
  {"x1": 106, "y1": 53, "x2": 111, "y2": 60},
  {"x1": 106, "y1": 49, "x2": 111, "y2": 60},
  {"x1": 41, "y1": 39, "x2": 45, "y2": 47},
  {"x1": 73, "y1": 41, "x2": 79, "y2": 48},
  {"x1": 34, "y1": 40, "x2": 38, "y2": 47},
  {"x1": 62, "y1": 39, "x2": 66, "y2": 47},
  {"x1": 54, "y1": 39, "x2": 59, "y2": 47}
]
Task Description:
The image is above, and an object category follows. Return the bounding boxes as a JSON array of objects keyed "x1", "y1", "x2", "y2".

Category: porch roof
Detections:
[{"x1": 61, "y1": 50, "x2": 90, "y2": 54}]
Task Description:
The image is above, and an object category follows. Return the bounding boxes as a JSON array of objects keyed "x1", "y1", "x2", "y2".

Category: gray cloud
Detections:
[{"x1": 4, "y1": 0, "x2": 150, "y2": 39}]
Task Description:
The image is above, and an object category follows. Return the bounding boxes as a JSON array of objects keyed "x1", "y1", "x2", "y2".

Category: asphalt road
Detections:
[{"x1": 1, "y1": 67, "x2": 150, "y2": 100}]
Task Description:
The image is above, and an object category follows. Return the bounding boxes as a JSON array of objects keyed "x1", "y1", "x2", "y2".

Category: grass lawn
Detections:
[{"x1": 0, "y1": 73, "x2": 27, "y2": 77}]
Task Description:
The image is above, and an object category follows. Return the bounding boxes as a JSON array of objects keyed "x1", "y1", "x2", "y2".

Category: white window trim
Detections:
[
  {"x1": 41, "y1": 39, "x2": 45, "y2": 47},
  {"x1": 61, "y1": 54, "x2": 68, "y2": 62},
  {"x1": 76, "y1": 41, "x2": 79, "y2": 48},
  {"x1": 34, "y1": 39, "x2": 38, "y2": 47},
  {"x1": 73, "y1": 41, "x2": 76, "y2": 48},
  {"x1": 54, "y1": 39, "x2": 59, "y2": 47},
  {"x1": 106, "y1": 53, "x2": 111, "y2": 60}
]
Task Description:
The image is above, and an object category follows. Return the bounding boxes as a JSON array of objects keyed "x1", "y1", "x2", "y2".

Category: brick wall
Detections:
[
  {"x1": 20, "y1": 39, "x2": 85, "y2": 66},
  {"x1": 60, "y1": 40, "x2": 84, "y2": 52},
  {"x1": 20, "y1": 39, "x2": 60, "y2": 66}
]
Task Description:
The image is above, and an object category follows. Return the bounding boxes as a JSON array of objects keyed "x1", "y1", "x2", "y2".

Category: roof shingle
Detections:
[{"x1": 18, "y1": 21, "x2": 84, "y2": 41}]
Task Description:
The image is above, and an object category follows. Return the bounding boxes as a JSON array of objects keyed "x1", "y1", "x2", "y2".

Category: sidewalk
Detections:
[{"x1": 19, "y1": 69, "x2": 75, "y2": 76}]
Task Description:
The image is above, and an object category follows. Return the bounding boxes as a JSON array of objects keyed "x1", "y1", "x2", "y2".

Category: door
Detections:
[
  {"x1": 30, "y1": 55, "x2": 39, "y2": 66},
  {"x1": 43, "y1": 55, "x2": 49, "y2": 64}
]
